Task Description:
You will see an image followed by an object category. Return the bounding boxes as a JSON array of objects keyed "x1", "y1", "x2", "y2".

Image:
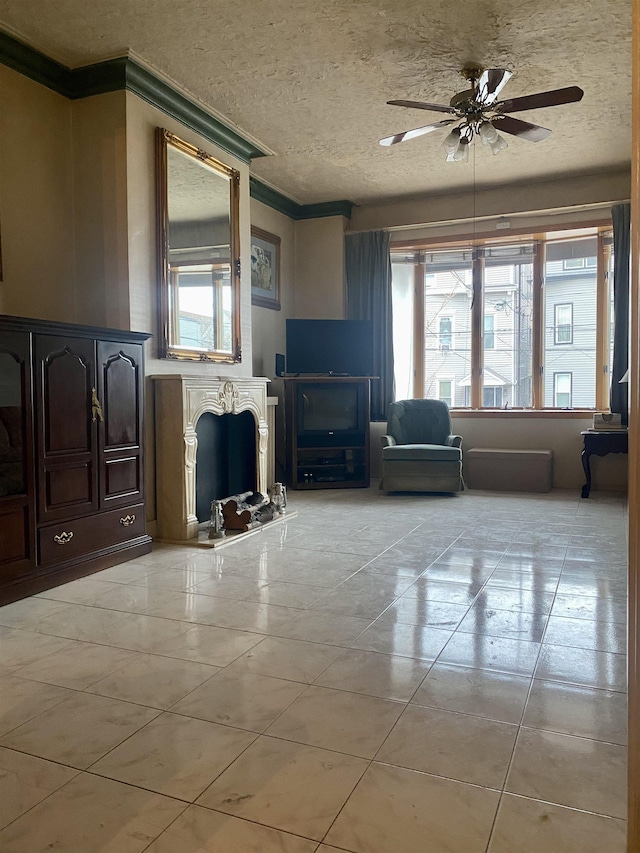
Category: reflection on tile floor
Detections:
[{"x1": 0, "y1": 486, "x2": 628, "y2": 851}]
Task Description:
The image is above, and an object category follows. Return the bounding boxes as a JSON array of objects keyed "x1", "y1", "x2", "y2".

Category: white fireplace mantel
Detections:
[{"x1": 152, "y1": 374, "x2": 270, "y2": 541}]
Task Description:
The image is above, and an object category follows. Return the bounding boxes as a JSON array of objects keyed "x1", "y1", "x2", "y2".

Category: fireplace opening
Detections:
[{"x1": 195, "y1": 411, "x2": 257, "y2": 522}]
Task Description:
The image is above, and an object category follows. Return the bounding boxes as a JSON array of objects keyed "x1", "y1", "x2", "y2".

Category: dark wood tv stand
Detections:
[{"x1": 284, "y1": 377, "x2": 371, "y2": 490}]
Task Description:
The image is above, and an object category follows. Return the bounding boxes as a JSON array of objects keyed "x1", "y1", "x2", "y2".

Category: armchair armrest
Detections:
[
  {"x1": 446, "y1": 434, "x2": 463, "y2": 449},
  {"x1": 381, "y1": 435, "x2": 396, "y2": 448}
]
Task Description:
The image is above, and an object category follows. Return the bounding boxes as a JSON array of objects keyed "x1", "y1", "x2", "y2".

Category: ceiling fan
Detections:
[{"x1": 380, "y1": 67, "x2": 584, "y2": 161}]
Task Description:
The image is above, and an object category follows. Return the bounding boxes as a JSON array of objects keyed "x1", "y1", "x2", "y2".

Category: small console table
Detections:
[{"x1": 580, "y1": 430, "x2": 628, "y2": 498}]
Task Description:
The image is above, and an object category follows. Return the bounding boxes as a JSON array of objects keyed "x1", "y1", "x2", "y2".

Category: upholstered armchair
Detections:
[{"x1": 380, "y1": 399, "x2": 464, "y2": 493}]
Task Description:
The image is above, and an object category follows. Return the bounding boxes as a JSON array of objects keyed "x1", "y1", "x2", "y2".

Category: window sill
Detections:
[{"x1": 449, "y1": 409, "x2": 600, "y2": 419}]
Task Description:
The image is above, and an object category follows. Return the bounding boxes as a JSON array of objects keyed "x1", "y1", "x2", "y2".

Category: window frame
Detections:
[
  {"x1": 437, "y1": 377, "x2": 454, "y2": 408},
  {"x1": 438, "y1": 315, "x2": 454, "y2": 351},
  {"x1": 483, "y1": 312, "x2": 495, "y2": 350},
  {"x1": 391, "y1": 224, "x2": 612, "y2": 412},
  {"x1": 482, "y1": 385, "x2": 503, "y2": 408},
  {"x1": 554, "y1": 302, "x2": 574, "y2": 345},
  {"x1": 553, "y1": 372, "x2": 573, "y2": 408},
  {"x1": 563, "y1": 257, "x2": 585, "y2": 270}
]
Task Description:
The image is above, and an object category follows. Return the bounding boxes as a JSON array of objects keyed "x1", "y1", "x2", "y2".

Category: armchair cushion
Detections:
[{"x1": 383, "y1": 443, "x2": 462, "y2": 462}]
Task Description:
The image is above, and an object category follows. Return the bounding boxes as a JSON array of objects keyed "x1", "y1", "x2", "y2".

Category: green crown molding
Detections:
[
  {"x1": 1, "y1": 29, "x2": 354, "y2": 216},
  {"x1": 249, "y1": 177, "x2": 354, "y2": 221},
  {"x1": 0, "y1": 30, "x2": 264, "y2": 163},
  {"x1": 249, "y1": 177, "x2": 301, "y2": 219},
  {"x1": 296, "y1": 199, "x2": 355, "y2": 220},
  {"x1": 0, "y1": 30, "x2": 73, "y2": 96},
  {"x1": 74, "y1": 57, "x2": 265, "y2": 162}
]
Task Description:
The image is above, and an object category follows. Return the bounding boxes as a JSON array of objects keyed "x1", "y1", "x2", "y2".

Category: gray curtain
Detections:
[
  {"x1": 610, "y1": 203, "x2": 630, "y2": 423},
  {"x1": 345, "y1": 230, "x2": 394, "y2": 421}
]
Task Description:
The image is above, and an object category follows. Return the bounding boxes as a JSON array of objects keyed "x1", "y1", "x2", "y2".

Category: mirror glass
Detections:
[{"x1": 157, "y1": 129, "x2": 241, "y2": 362}]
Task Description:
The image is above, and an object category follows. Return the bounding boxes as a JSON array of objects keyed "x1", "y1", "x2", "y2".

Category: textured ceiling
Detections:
[{"x1": 0, "y1": 0, "x2": 632, "y2": 205}]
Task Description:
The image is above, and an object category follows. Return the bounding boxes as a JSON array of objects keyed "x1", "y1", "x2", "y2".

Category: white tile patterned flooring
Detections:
[{"x1": 0, "y1": 486, "x2": 628, "y2": 852}]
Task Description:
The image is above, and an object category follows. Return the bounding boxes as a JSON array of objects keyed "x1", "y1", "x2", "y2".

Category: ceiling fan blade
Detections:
[
  {"x1": 380, "y1": 119, "x2": 456, "y2": 146},
  {"x1": 496, "y1": 86, "x2": 584, "y2": 114},
  {"x1": 492, "y1": 115, "x2": 551, "y2": 142},
  {"x1": 476, "y1": 68, "x2": 512, "y2": 105},
  {"x1": 387, "y1": 99, "x2": 456, "y2": 114}
]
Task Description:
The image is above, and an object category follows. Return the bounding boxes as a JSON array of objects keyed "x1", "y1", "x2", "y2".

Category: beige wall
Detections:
[
  {"x1": 294, "y1": 216, "x2": 347, "y2": 319},
  {"x1": 370, "y1": 416, "x2": 628, "y2": 492},
  {"x1": 71, "y1": 92, "x2": 129, "y2": 329},
  {"x1": 351, "y1": 169, "x2": 631, "y2": 234},
  {"x1": 0, "y1": 72, "x2": 131, "y2": 329},
  {"x1": 248, "y1": 209, "x2": 349, "y2": 379},
  {"x1": 0, "y1": 66, "x2": 75, "y2": 320},
  {"x1": 250, "y1": 198, "x2": 295, "y2": 378}
]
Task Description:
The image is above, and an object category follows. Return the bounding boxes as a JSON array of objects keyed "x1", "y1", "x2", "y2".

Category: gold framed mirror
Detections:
[{"x1": 156, "y1": 128, "x2": 241, "y2": 362}]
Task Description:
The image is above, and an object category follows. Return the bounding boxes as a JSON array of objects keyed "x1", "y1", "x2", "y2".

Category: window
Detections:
[
  {"x1": 482, "y1": 243, "x2": 534, "y2": 407},
  {"x1": 172, "y1": 263, "x2": 232, "y2": 351},
  {"x1": 438, "y1": 379, "x2": 453, "y2": 407},
  {"x1": 554, "y1": 373, "x2": 572, "y2": 407},
  {"x1": 390, "y1": 256, "x2": 415, "y2": 401},
  {"x1": 608, "y1": 246, "x2": 615, "y2": 380},
  {"x1": 439, "y1": 317, "x2": 453, "y2": 350},
  {"x1": 563, "y1": 257, "x2": 585, "y2": 270},
  {"x1": 464, "y1": 383, "x2": 505, "y2": 407},
  {"x1": 483, "y1": 385, "x2": 503, "y2": 407},
  {"x1": 484, "y1": 314, "x2": 495, "y2": 349},
  {"x1": 391, "y1": 226, "x2": 613, "y2": 410},
  {"x1": 422, "y1": 249, "x2": 472, "y2": 401},
  {"x1": 554, "y1": 303, "x2": 573, "y2": 344},
  {"x1": 562, "y1": 256, "x2": 597, "y2": 270},
  {"x1": 545, "y1": 238, "x2": 597, "y2": 408}
]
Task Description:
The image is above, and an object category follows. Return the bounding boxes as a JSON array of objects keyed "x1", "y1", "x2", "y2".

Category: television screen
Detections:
[
  {"x1": 286, "y1": 319, "x2": 374, "y2": 376},
  {"x1": 300, "y1": 384, "x2": 359, "y2": 432}
]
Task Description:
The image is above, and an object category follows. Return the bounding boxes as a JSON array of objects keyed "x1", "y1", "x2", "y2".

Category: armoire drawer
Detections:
[{"x1": 38, "y1": 503, "x2": 145, "y2": 565}]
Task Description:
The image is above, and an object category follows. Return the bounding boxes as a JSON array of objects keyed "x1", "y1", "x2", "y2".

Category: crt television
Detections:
[
  {"x1": 286, "y1": 319, "x2": 374, "y2": 376},
  {"x1": 295, "y1": 381, "x2": 368, "y2": 447}
]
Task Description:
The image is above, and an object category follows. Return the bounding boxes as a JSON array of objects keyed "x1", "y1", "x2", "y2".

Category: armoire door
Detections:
[
  {"x1": 35, "y1": 335, "x2": 99, "y2": 523},
  {"x1": 97, "y1": 341, "x2": 145, "y2": 509},
  {"x1": 0, "y1": 329, "x2": 35, "y2": 576}
]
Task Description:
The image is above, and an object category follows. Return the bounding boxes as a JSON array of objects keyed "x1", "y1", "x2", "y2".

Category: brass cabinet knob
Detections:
[
  {"x1": 120, "y1": 515, "x2": 136, "y2": 527},
  {"x1": 53, "y1": 531, "x2": 74, "y2": 545}
]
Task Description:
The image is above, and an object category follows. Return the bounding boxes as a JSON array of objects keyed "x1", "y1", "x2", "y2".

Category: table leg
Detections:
[{"x1": 581, "y1": 449, "x2": 591, "y2": 498}]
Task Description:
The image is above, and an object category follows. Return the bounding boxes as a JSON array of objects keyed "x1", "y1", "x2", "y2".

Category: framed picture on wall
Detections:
[{"x1": 251, "y1": 226, "x2": 281, "y2": 310}]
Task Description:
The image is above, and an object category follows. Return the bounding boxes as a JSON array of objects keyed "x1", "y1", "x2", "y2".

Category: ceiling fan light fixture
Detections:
[
  {"x1": 452, "y1": 139, "x2": 470, "y2": 162},
  {"x1": 479, "y1": 120, "x2": 499, "y2": 145},
  {"x1": 442, "y1": 127, "x2": 461, "y2": 155},
  {"x1": 488, "y1": 133, "x2": 508, "y2": 155}
]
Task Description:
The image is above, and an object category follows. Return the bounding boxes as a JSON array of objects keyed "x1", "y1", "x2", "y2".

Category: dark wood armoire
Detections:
[{"x1": 0, "y1": 314, "x2": 152, "y2": 604}]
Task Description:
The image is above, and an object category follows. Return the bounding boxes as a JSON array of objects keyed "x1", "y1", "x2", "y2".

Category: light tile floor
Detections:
[{"x1": 0, "y1": 486, "x2": 628, "y2": 852}]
